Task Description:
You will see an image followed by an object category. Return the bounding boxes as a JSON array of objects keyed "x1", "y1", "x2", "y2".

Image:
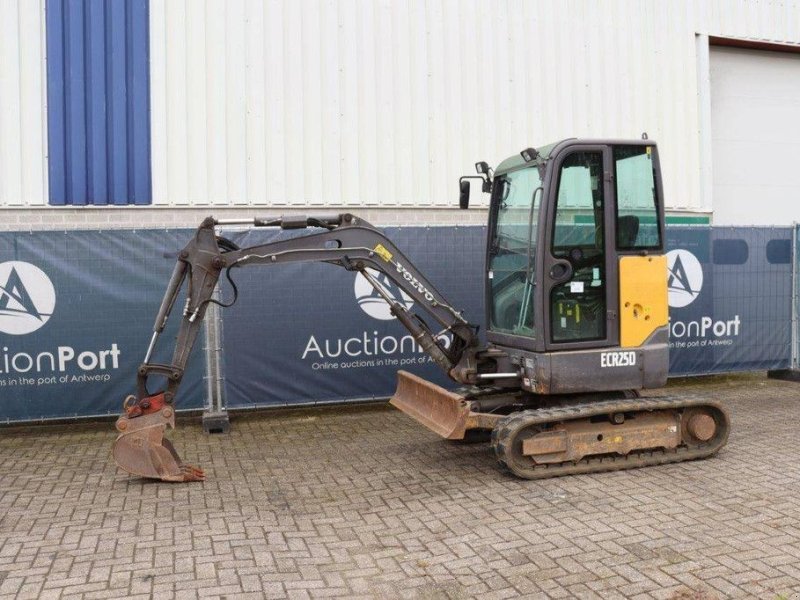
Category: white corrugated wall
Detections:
[
  {"x1": 3, "y1": 1, "x2": 800, "y2": 212},
  {"x1": 0, "y1": 0, "x2": 47, "y2": 207},
  {"x1": 148, "y1": 0, "x2": 800, "y2": 214}
]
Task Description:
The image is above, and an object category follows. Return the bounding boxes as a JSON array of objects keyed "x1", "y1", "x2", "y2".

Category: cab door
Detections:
[{"x1": 542, "y1": 145, "x2": 619, "y2": 350}]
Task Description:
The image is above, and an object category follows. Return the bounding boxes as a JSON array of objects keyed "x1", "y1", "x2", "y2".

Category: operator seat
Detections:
[{"x1": 617, "y1": 215, "x2": 640, "y2": 248}]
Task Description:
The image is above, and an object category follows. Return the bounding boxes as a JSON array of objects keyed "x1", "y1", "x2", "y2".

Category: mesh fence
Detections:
[
  {"x1": 0, "y1": 225, "x2": 794, "y2": 421},
  {"x1": 666, "y1": 226, "x2": 793, "y2": 376}
]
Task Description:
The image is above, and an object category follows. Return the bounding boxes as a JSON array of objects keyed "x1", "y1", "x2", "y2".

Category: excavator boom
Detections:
[{"x1": 113, "y1": 213, "x2": 488, "y2": 481}]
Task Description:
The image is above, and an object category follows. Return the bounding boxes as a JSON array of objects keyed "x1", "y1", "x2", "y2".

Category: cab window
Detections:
[
  {"x1": 614, "y1": 146, "x2": 661, "y2": 250},
  {"x1": 550, "y1": 151, "x2": 606, "y2": 342},
  {"x1": 488, "y1": 166, "x2": 542, "y2": 337}
]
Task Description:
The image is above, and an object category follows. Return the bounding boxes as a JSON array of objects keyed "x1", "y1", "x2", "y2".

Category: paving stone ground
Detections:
[{"x1": 1, "y1": 373, "x2": 800, "y2": 599}]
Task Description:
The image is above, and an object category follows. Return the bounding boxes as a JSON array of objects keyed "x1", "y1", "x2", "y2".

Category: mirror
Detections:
[{"x1": 459, "y1": 179, "x2": 470, "y2": 209}]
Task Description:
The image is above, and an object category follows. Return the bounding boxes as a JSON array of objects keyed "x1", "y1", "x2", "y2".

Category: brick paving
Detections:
[{"x1": 1, "y1": 373, "x2": 800, "y2": 599}]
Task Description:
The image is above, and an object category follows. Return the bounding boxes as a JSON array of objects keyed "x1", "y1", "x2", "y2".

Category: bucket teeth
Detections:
[{"x1": 113, "y1": 408, "x2": 205, "y2": 482}]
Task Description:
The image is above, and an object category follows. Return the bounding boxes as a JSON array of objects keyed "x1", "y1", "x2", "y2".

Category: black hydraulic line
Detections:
[{"x1": 203, "y1": 266, "x2": 239, "y2": 309}]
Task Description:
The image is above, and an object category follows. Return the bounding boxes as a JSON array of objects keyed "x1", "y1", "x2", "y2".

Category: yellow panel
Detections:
[{"x1": 619, "y1": 255, "x2": 668, "y2": 348}]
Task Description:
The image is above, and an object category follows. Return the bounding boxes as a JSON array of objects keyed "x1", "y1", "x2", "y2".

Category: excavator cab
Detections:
[
  {"x1": 391, "y1": 139, "x2": 727, "y2": 477},
  {"x1": 481, "y1": 139, "x2": 669, "y2": 395}
]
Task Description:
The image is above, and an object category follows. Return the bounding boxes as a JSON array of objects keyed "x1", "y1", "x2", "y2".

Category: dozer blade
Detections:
[
  {"x1": 390, "y1": 370, "x2": 478, "y2": 440},
  {"x1": 113, "y1": 406, "x2": 205, "y2": 482}
]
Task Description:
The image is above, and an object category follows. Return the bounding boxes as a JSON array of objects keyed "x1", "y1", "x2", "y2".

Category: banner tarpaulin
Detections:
[
  {"x1": 222, "y1": 225, "x2": 794, "y2": 409},
  {"x1": 666, "y1": 227, "x2": 793, "y2": 375},
  {"x1": 220, "y1": 226, "x2": 485, "y2": 408},
  {"x1": 0, "y1": 230, "x2": 204, "y2": 422},
  {"x1": 0, "y1": 225, "x2": 792, "y2": 421}
]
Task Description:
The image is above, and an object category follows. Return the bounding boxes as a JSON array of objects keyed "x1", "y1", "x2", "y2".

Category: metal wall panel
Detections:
[
  {"x1": 45, "y1": 0, "x2": 151, "y2": 205},
  {"x1": 710, "y1": 46, "x2": 800, "y2": 225},
  {"x1": 0, "y1": 0, "x2": 48, "y2": 207},
  {"x1": 148, "y1": 0, "x2": 800, "y2": 213},
  {"x1": 5, "y1": 1, "x2": 800, "y2": 210}
]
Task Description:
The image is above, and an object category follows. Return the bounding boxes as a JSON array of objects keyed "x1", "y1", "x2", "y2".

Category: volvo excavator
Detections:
[{"x1": 113, "y1": 138, "x2": 730, "y2": 482}]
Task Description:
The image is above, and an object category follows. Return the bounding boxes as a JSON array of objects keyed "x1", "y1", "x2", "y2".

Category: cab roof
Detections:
[
  {"x1": 493, "y1": 138, "x2": 656, "y2": 176},
  {"x1": 494, "y1": 140, "x2": 565, "y2": 174}
]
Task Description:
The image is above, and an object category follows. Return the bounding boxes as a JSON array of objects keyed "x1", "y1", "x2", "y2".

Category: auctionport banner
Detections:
[
  {"x1": 219, "y1": 226, "x2": 485, "y2": 409},
  {"x1": 0, "y1": 225, "x2": 793, "y2": 422},
  {"x1": 666, "y1": 226, "x2": 793, "y2": 375},
  {"x1": 0, "y1": 230, "x2": 204, "y2": 422},
  {"x1": 221, "y1": 225, "x2": 793, "y2": 409}
]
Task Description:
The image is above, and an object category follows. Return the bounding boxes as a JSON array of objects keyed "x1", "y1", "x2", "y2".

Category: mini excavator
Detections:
[{"x1": 113, "y1": 139, "x2": 729, "y2": 482}]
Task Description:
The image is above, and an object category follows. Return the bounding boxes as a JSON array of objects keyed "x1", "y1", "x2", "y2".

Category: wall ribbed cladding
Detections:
[
  {"x1": 148, "y1": 0, "x2": 800, "y2": 213},
  {"x1": 0, "y1": 0, "x2": 47, "y2": 207},
  {"x1": 4, "y1": 0, "x2": 800, "y2": 213},
  {"x1": 45, "y1": 0, "x2": 151, "y2": 205}
]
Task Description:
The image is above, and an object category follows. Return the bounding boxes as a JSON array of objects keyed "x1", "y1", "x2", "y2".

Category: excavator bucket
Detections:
[
  {"x1": 112, "y1": 399, "x2": 204, "y2": 482},
  {"x1": 390, "y1": 370, "x2": 477, "y2": 440}
]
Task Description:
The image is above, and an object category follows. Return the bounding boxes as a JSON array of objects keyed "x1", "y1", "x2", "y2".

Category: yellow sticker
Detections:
[
  {"x1": 646, "y1": 147, "x2": 652, "y2": 156},
  {"x1": 373, "y1": 244, "x2": 393, "y2": 262}
]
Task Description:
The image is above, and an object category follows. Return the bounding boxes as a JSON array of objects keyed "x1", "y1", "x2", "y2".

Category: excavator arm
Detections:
[{"x1": 113, "y1": 213, "x2": 489, "y2": 482}]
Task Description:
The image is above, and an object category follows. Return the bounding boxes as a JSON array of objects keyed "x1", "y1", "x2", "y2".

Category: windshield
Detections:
[{"x1": 488, "y1": 166, "x2": 542, "y2": 337}]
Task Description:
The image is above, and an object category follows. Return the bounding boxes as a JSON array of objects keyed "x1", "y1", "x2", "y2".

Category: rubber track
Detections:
[{"x1": 490, "y1": 395, "x2": 730, "y2": 479}]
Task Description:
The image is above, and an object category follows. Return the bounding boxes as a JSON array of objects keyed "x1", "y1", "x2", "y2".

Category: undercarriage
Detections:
[{"x1": 391, "y1": 370, "x2": 730, "y2": 479}]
